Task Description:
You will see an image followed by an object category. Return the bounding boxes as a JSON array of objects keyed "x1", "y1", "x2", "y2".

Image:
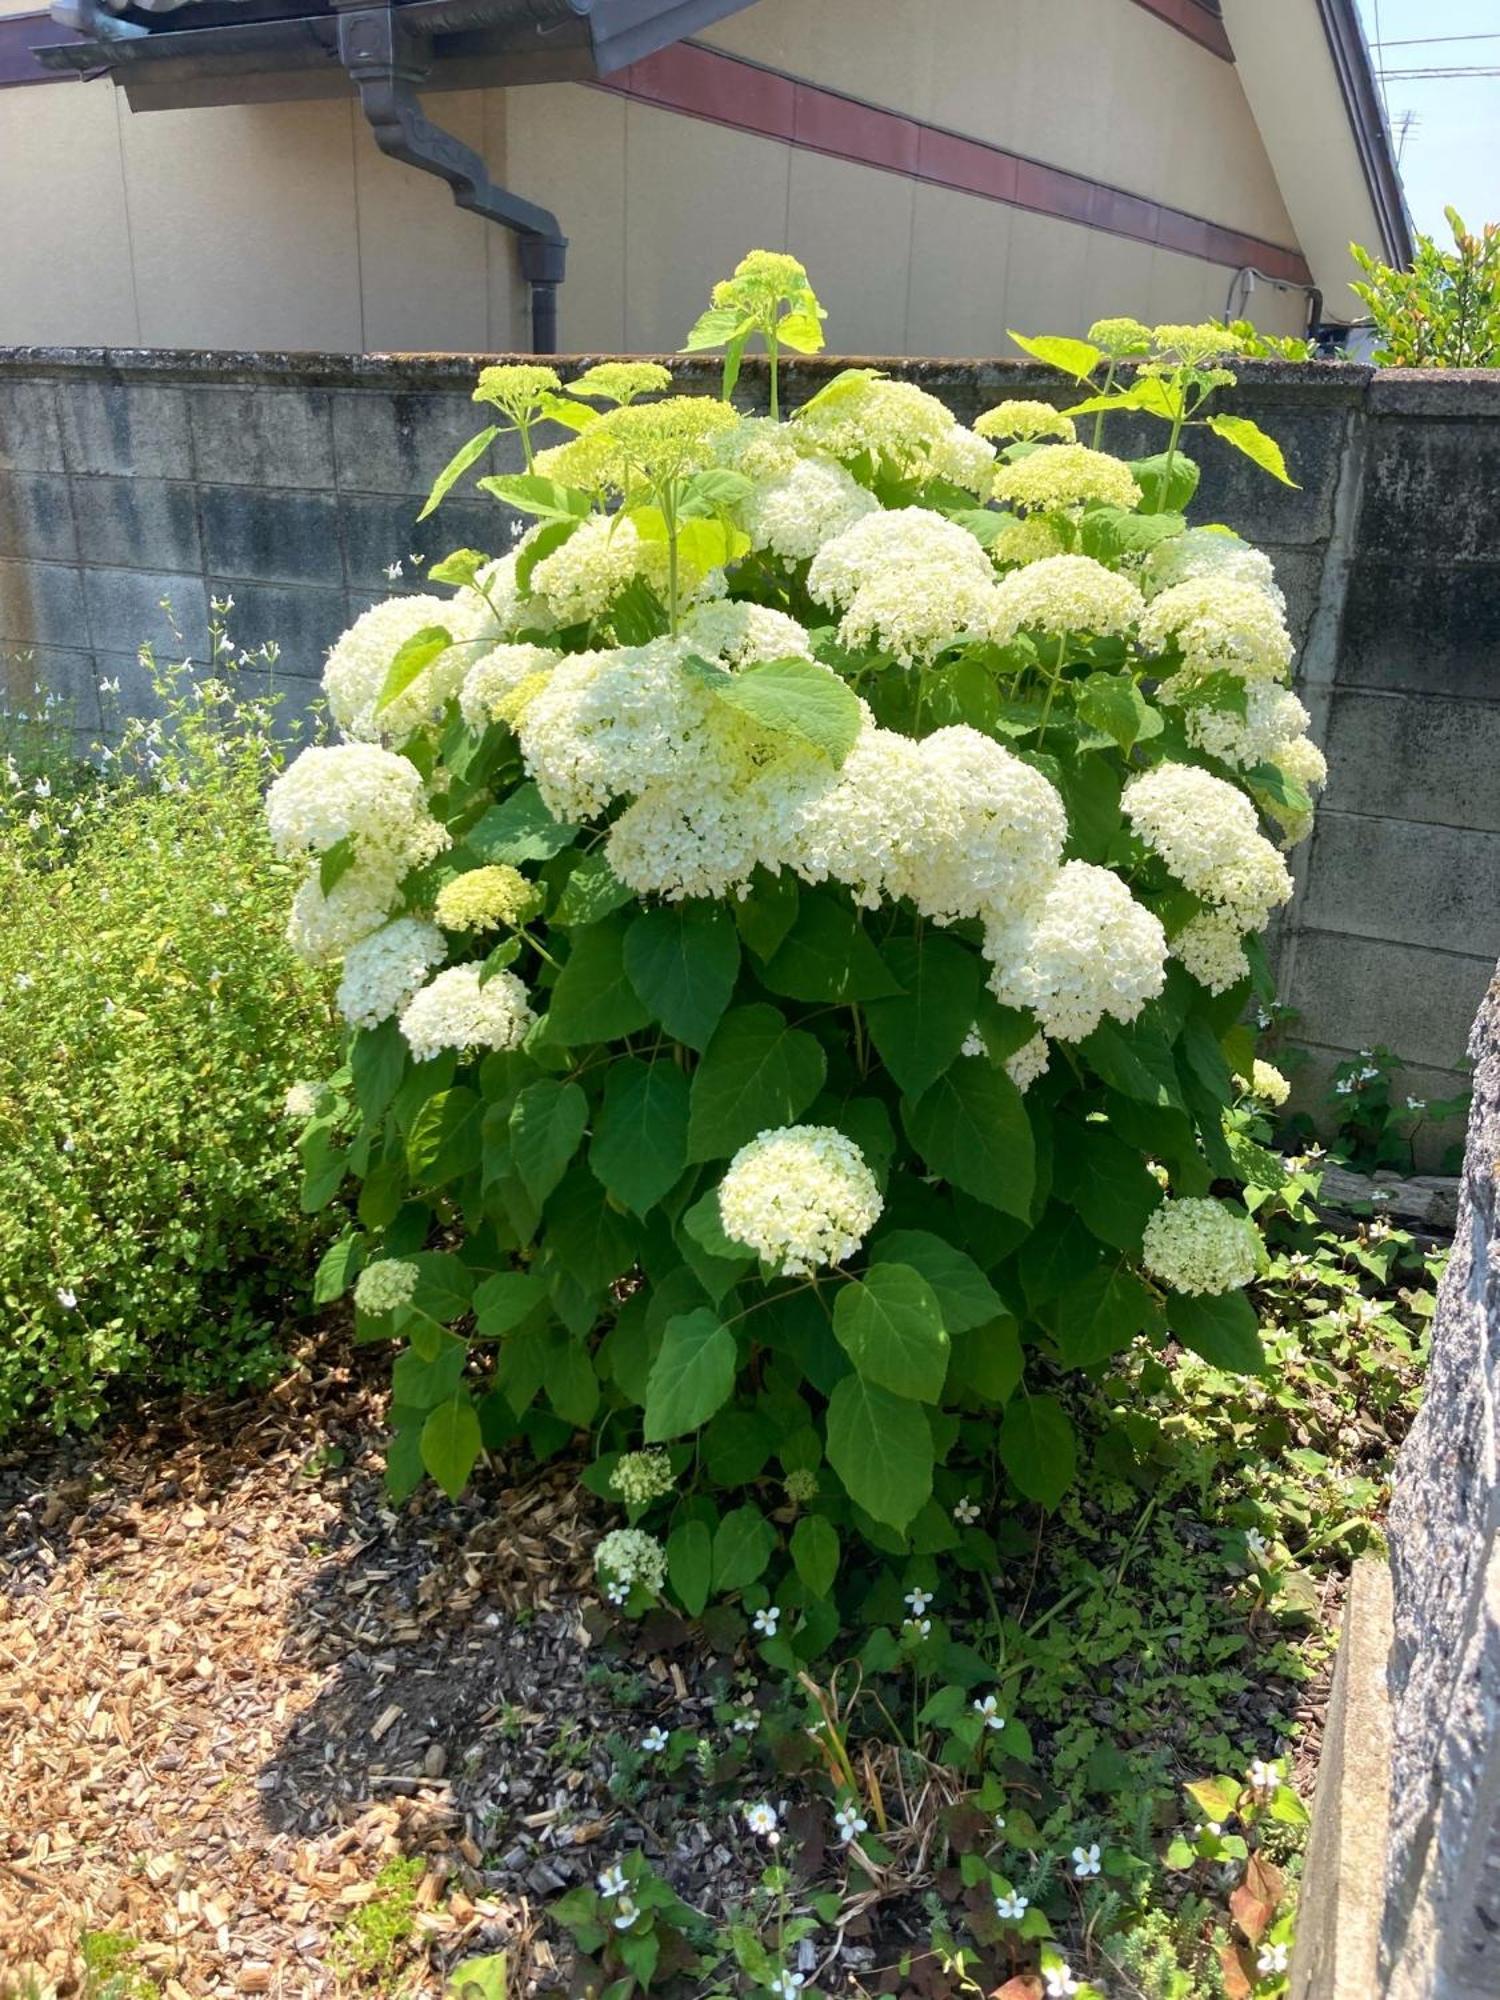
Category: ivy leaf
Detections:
[
  {"x1": 833, "y1": 1264, "x2": 950, "y2": 1403},
  {"x1": 376, "y1": 625, "x2": 452, "y2": 716},
  {"x1": 902, "y1": 1059, "x2": 1034, "y2": 1218},
  {"x1": 761, "y1": 889, "x2": 901, "y2": 1005},
  {"x1": 1205, "y1": 413, "x2": 1298, "y2": 487},
  {"x1": 707, "y1": 657, "x2": 863, "y2": 765},
  {"x1": 1167, "y1": 1289, "x2": 1267, "y2": 1374},
  {"x1": 998, "y1": 1394, "x2": 1077, "y2": 1508},
  {"x1": 419, "y1": 425, "x2": 499, "y2": 519},
  {"x1": 420, "y1": 1392, "x2": 482, "y2": 1500},
  {"x1": 825, "y1": 1377, "x2": 934, "y2": 1531},
  {"x1": 790, "y1": 1515, "x2": 840, "y2": 1597},
  {"x1": 623, "y1": 901, "x2": 741, "y2": 1051},
  {"x1": 667, "y1": 1519, "x2": 713, "y2": 1615},
  {"x1": 542, "y1": 914, "x2": 652, "y2": 1046},
  {"x1": 644, "y1": 1307, "x2": 738, "y2": 1440},
  {"x1": 865, "y1": 934, "x2": 982, "y2": 1098},
  {"x1": 508, "y1": 1078, "x2": 588, "y2": 1206},
  {"x1": 589, "y1": 1057, "x2": 689, "y2": 1216},
  {"x1": 687, "y1": 1004, "x2": 827, "y2": 1162},
  {"x1": 469, "y1": 781, "x2": 579, "y2": 866},
  {"x1": 1007, "y1": 331, "x2": 1103, "y2": 382},
  {"x1": 869, "y1": 1229, "x2": 1002, "y2": 1333}
]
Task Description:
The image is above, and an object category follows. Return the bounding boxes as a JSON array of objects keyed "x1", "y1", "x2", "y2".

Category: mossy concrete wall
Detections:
[{"x1": 0, "y1": 349, "x2": 1496, "y2": 1135}]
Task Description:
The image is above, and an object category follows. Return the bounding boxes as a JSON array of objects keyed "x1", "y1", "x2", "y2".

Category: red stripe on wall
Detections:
[
  {"x1": 1131, "y1": 0, "x2": 1234, "y2": 61},
  {"x1": 597, "y1": 43, "x2": 1313, "y2": 287}
]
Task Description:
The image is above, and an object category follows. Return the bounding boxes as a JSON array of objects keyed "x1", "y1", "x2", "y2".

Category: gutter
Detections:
[{"x1": 1314, "y1": 0, "x2": 1414, "y2": 267}]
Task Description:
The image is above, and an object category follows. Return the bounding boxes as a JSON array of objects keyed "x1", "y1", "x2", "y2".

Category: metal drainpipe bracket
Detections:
[{"x1": 335, "y1": 2, "x2": 567, "y2": 348}]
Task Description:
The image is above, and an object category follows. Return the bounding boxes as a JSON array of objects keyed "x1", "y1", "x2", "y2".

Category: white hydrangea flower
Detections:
[
  {"x1": 990, "y1": 553, "x2": 1145, "y2": 640},
  {"x1": 528, "y1": 512, "x2": 665, "y2": 627},
  {"x1": 1005, "y1": 1032, "x2": 1051, "y2": 1092},
  {"x1": 285, "y1": 864, "x2": 404, "y2": 966},
  {"x1": 1142, "y1": 1196, "x2": 1262, "y2": 1295},
  {"x1": 1179, "y1": 682, "x2": 1311, "y2": 769},
  {"x1": 610, "y1": 1450, "x2": 675, "y2": 1507},
  {"x1": 282, "y1": 1080, "x2": 321, "y2": 1120},
  {"x1": 991, "y1": 514, "x2": 1070, "y2": 567},
  {"x1": 741, "y1": 454, "x2": 879, "y2": 564},
  {"x1": 718, "y1": 1125, "x2": 883, "y2": 1277},
  {"x1": 807, "y1": 507, "x2": 992, "y2": 610},
  {"x1": 354, "y1": 1257, "x2": 419, "y2": 1314},
  {"x1": 984, "y1": 861, "x2": 1168, "y2": 1043},
  {"x1": 680, "y1": 598, "x2": 814, "y2": 667},
  {"x1": 604, "y1": 746, "x2": 827, "y2": 904},
  {"x1": 1122, "y1": 763, "x2": 1292, "y2": 929},
  {"x1": 323, "y1": 594, "x2": 477, "y2": 744},
  {"x1": 975, "y1": 400, "x2": 1077, "y2": 443},
  {"x1": 837, "y1": 563, "x2": 1004, "y2": 665},
  {"x1": 928, "y1": 422, "x2": 998, "y2": 494},
  {"x1": 1249, "y1": 1059, "x2": 1290, "y2": 1107},
  {"x1": 1171, "y1": 908, "x2": 1249, "y2": 994},
  {"x1": 1141, "y1": 576, "x2": 1293, "y2": 688},
  {"x1": 1141, "y1": 526, "x2": 1284, "y2": 610},
  {"x1": 993, "y1": 443, "x2": 1141, "y2": 514},
  {"x1": 794, "y1": 375, "x2": 985, "y2": 487},
  {"x1": 595, "y1": 1526, "x2": 667, "y2": 1594},
  {"x1": 399, "y1": 963, "x2": 535, "y2": 1062},
  {"x1": 266, "y1": 744, "x2": 448, "y2": 882},
  {"x1": 335, "y1": 916, "x2": 447, "y2": 1030},
  {"x1": 1266, "y1": 733, "x2": 1329, "y2": 847},
  {"x1": 458, "y1": 642, "x2": 561, "y2": 729}
]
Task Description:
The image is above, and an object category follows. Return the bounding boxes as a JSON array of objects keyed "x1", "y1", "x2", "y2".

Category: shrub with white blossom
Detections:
[{"x1": 283, "y1": 251, "x2": 1323, "y2": 1602}]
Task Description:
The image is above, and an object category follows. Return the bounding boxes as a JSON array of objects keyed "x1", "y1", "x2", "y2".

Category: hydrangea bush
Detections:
[{"x1": 278, "y1": 256, "x2": 1326, "y2": 1631}]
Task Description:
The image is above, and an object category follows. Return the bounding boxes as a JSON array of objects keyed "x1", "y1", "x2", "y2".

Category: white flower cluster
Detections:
[
  {"x1": 742, "y1": 453, "x2": 880, "y2": 564},
  {"x1": 324, "y1": 593, "x2": 484, "y2": 745},
  {"x1": 991, "y1": 554, "x2": 1145, "y2": 641},
  {"x1": 1141, "y1": 576, "x2": 1293, "y2": 689},
  {"x1": 1123, "y1": 764, "x2": 1291, "y2": 991},
  {"x1": 1247, "y1": 1058, "x2": 1290, "y2": 1107},
  {"x1": 985, "y1": 861, "x2": 1168, "y2": 1042},
  {"x1": 1005, "y1": 1031, "x2": 1052, "y2": 1093},
  {"x1": 680, "y1": 598, "x2": 814, "y2": 667},
  {"x1": 1141, "y1": 527, "x2": 1284, "y2": 611},
  {"x1": 354, "y1": 1257, "x2": 419, "y2": 1315},
  {"x1": 610, "y1": 1450, "x2": 676, "y2": 1507},
  {"x1": 808, "y1": 508, "x2": 1000, "y2": 665},
  {"x1": 794, "y1": 376, "x2": 995, "y2": 493},
  {"x1": 717, "y1": 1125, "x2": 883, "y2": 1276},
  {"x1": 595, "y1": 1527, "x2": 668, "y2": 1594},
  {"x1": 399, "y1": 962, "x2": 535, "y2": 1061},
  {"x1": 527, "y1": 513, "x2": 665, "y2": 627},
  {"x1": 993, "y1": 443, "x2": 1142, "y2": 514},
  {"x1": 1180, "y1": 681, "x2": 1311, "y2": 770},
  {"x1": 459, "y1": 643, "x2": 560, "y2": 729},
  {"x1": 975, "y1": 400, "x2": 1076, "y2": 443},
  {"x1": 336, "y1": 916, "x2": 447, "y2": 1030},
  {"x1": 1142, "y1": 1197, "x2": 1262, "y2": 1296}
]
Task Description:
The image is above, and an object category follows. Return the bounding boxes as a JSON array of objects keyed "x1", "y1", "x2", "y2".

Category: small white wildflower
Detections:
[
  {"x1": 953, "y1": 1497, "x2": 981, "y2": 1525},
  {"x1": 1244, "y1": 1528, "x2": 1270, "y2": 1566},
  {"x1": 744, "y1": 1801, "x2": 779, "y2": 1839},
  {"x1": 33, "y1": 777, "x2": 50, "y2": 799},
  {"x1": 1334, "y1": 1077, "x2": 1354, "y2": 1096},
  {"x1": 834, "y1": 1803, "x2": 868, "y2": 1844},
  {"x1": 1406, "y1": 1095, "x2": 1427, "y2": 1112},
  {"x1": 994, "y1": 1889, "x2": 1029, "y2": 1921},
  {"x1": 993, "y1": 1812, "x2": 1007, "y2": 1833},
  {"x1": 612, "y1": 1896, "x2": 639, "y2": 1930},
  {"x1": 640, "y1": 1726, "x2": 669, "y2": 1754},
  {"x1": 384, "y1": 560, "x2": 404, "y2": 580},
  {"x1": 903, "y1": 1617, "x2": 932, "y2": 1638},
  {"x1": 769, "y1": 1975, "x2": 805, "y2": 1998},
  {"x1": 752, "y1": 1605, "x2": 782, "y2": 1638},
  {"x1": 1072, "y1": 1842, "x2": 1101, "y2": 1878},
  {"x1": 1248, "y1": 1758, "x2": 1280, "y2": 1798},
  {"x1": 597, "y1": 1866, "x2": 628, "y2": 1899},
  {"x1": 56, "y1": 1286, "x2": 78, "y2": 1310},
  {"x1": 1257, "y1": 1942, "x2": 1289, "y2": 1975},
  {"x1": 1043, "y1": 1965, "x2": 1081, "y2": 1998},
  {"x1": 973, "y1": 1695, "x2": 1005, "y2": 1730},
  {"x1": 606, "y1": 1582, "x2": 628, "y2": 1606},
  {"x1": 905, "y1": 1587, "x2": 933, "y2": 1615},
  {"x1": 14, "y1": 972, "x2": 33, "y2": 991},
  {"x1": 731, "y1": 1710, "x2": 760, "y2": 1736}
]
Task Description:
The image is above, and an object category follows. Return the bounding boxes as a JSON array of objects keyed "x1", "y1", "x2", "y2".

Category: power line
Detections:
[
  {"x1": 1380, "y1": 32, "x2": 1500, "y2": 48},
  {"x1": 1377, "y1": 65, "x2": 1500, "y2": 79}
]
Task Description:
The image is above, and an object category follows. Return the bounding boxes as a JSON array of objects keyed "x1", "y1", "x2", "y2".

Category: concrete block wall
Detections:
[{"x1": 0, "y1": 346, "x2": 1495, "y2": 1137}]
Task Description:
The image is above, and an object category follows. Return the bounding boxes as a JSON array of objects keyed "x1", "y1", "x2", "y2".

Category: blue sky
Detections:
[{"x1": 1355, "y1": 0, "x2": 1500, "y2": 240}]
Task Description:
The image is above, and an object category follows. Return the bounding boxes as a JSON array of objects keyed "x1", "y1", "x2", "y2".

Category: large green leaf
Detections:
[
  {"x1": 998, "y1": 1394, "x2": 1077, "y2": 1508},
  {"x1": 351, "y1": 1019, "x2": 406, "y2": 1123},
  {"x1": 469, "y1": 782, "x2": 579, "y2": 865},
  {"x1": 902, "y1": 1059, "x2": 1034, "y2": 1218},
  {"x1": 1077, "y1": 672, "x2": 1163, "y2": 753},
  {"x1": 1007, "y1": 330, "x2": 1103, "y2": 382},
  {"x1": 760, "y1": 889, "x2": 901, "y2": 1005},
  {"x1": 667, "y1": 1519, "x2": 713, "y2": 1615},
  {"x1": 407, "y1": 1251, "x2": 474, "y2": 1326},
  {"x1": 474, "y1": 472, "x2": 593, "y2": 521},
  {"x1": 1081, "y1": 1017, "x2": 1187, "y2": 1111},
  {"x1": 421, "y1": 1392, "x2": 482, "y2": 1499},
  {"x1": 1054, "y1": 1116, "x2": 1161, "y2": 1252},
  {"x1": 508, "y1": 1078, "x2": 588, "y2": 1206},
  {"x1": 1045, "y1": 1264, "x2": 1159, "y2": 1367},
  {"x1": 712, "y1": 1505, "x2": 776, "y2": 1591},
  {"x1": 678, "y1": 1189, "x2": 755, "y2": 1301},
  {"x1": 376, "y1": 625, "x2": 453, "y2": 716},
  {"x1": 590, "y1": 1057, "x2": 689, "y2": 1216},
  {"x1": 947, "y1": 1315, "x2": 1024, "y2": 1402},
  {"x1": 733, "y1": 868, "x2": 800, "y2": 961},
  {"x1": 393, "y1": 1332, "x2": 467, "y2": 1410},
  {"x1": 419, "y1": 424, "x2": 499, "y2": 519},
  {"x1": 623, "y1": 901, "x2": 741, "y2": 1050},
  {"x1": 1205, "y1": 413, "x2": 1298, "y2": 487},
  {"x1": 552, "y1": 851, "x2": 633, "y2": 927},
  {"x1": 472, "y1": 1268, "x2": 549, "y2": 1337},
  {"x1": 790, "y1": 1515, "x2": 840, "y2": 1597},
  {"x1": 687, "y1": 1003, "x2": 827, "y2": 1162},
  {"x1": 643, "y1": 1307, "x2": 738, "y2": 1440},
  {"x1": 542, "y1": 914, "x2": 652, "y2": 1046},
  {"x1": 869, "y1": 1229, "x2": 1003, "y2": 1333},
  {"x1": 832, "y1": 1264, "x2": 950, "y2": 1403},
  {"x1": 865, "y1": 934, "x2": 982, "y2": 1097},
  {"x1": 543, "y1": 1165, "x2": 641, "y2": 1296},
  {"x1": 826, "y1": 1377, "x2": 933, "y2": 1531},
  {"x1": 708, "y1": 656, "x2": 863, "y2": 765},
  {"x1": 1168, "y1": 1288, "x2": 1266, "y2": 1374},
  {"x1": 406, "y1": 1085, "x2": 483, "y2": 1189}
]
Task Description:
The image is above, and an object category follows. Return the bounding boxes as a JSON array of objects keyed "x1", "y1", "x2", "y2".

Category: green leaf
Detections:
[
  {"x1": 760, "y1": 888, "x2": 901, "y2": 1004},
  {"x1": 667, "y1": 1519, "x2": 713, "y2": 1615},
  {"x1": 702, "y1": 1408, "x2": 776, "y2": 1485},
  {"x1": 902, "y1": 1059, "x2": 1034, "y2": 1218},
  {"x1": 543, "y1": 1165, "x2": 641, "y2": 1296},
  {"x1": 553, "y1": 850, "x2": 633, "y2": 927},
  {"x1": 427, "y1": 547, "x2": 487, "y2": 587},
  {"x1": 680, "y1": 303, "x2": 750, "y2": 352},
  {"x1": 408, "y1": 1251, "x2": 475, "y2": 1325},
  {"x1": 1079, "y1": 507, "x2": 1186, "y2": 562},
  {"x1": 1046, "y1": 1264, "x2": 1159, "y2": 1367},
  {"x1": 473, "y1": 472, "x2": 593, "y2": 521},
  {"x1": 313, "y1": 1230, "x2": 363, "y2": 1305},
  {"x1": 393, "y1": 1332, "x2": 467, "y2": 1410},
  {"x1": 643, "y1": 1307, "x2": 737, "y2": 1440},
  {"x1": 790, "y1": 1515, "x2": 840, "y2": 1597},
  {"x1": 712, "y1": 1505, "x2": 775, "y2": 1591},
  {"x1": 869, "y1": 1230, "x2": 1002, "y2": 1333},
  {"x1": 318, "y1": 834, "x2": 358, "y2": 897},
  {"x1": 1205, "y1": 413, "x2": 1298, "y2": 487},
  {"x1": 545, "y1": 1335, "x2": 600, "y2": 1428},
  {"x1": 733, "y1": 868, "x2": 800, "y2": 961},
  {"x1": 508, "y1": 1078, "x2": 588, "y2": 1206},
  {"x1": 833, "y1": 1264, "x2": 950, "y2": 1402},
  {"x1": 1081, "y1": 1017, "x2": 1186, "y2": 1111},
  {"x1": 1077, "y1": 672, "x2": 1163, "y2": 752},
  {"x1": 707, "y1": 657, "x2": 863, "y2": 765},
  {"x1": 376, "y1": 625, "x2": 453, "y2": 716},
  {"x1": 947, "y1": 1315, "x2": 1023, "y2": 1402},
  {"x1": 865, "y1": 934, "x2": 983, "y2": 1098},
  {"x1": 421, "y1": 1393, "x2": 482, "y2": 1499},
  {"x1": 1054, "y1": 1117, "x2": 1161, "y2": 1252},
  {"x1": 623, "y1": 901, "x2": 741, "y2": 1051},
  {"x1": 351, "y1": 1018, "x2": 406, "y2": 1122},
  {"x1": 687, "y1": 1003, "x2": 826, "y2": 1162},
  {"x1": 469, "y1": 782, "x2": 578, "y2": 865},
  {"x1": 1007, "y1": 331, "x2": 1104, "y2": 382},
  {"x1": 472, "y1": 1269, "x2": 548, "y2": 1337},
  {"x1": 419, "y1": 425, "x2": 499, "y2": 520},
  {"x1": 1167, "y1": 1288, "x2": 1266, "y2": 1374},
  {"x1": 406, "y1": 1085, "x2": 483, "y2": 1189},
  {"x1": 825, "y1": 1377, "x2": 933, "y2": 1531},
  {"x1": 514, "y1": 515, "x2": 580, "y2": 590},
  {"x1": 542, "y1": 914, "x2": 653, "y2": 1045},
  {"x1": 590, "y1": 1057, "x2": 689, "y2": 1215},
  {"x1": 1129, "y1": 451, "x2": 1200, "y2": 513},
  {"x1": 998, "y1": 1394, "x2": 1077, "y2": 1508}
]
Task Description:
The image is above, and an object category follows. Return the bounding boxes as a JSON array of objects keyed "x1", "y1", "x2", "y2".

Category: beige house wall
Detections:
[{"x1": 0, "y1": 0, "x2": 1311, "y2": 355}]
